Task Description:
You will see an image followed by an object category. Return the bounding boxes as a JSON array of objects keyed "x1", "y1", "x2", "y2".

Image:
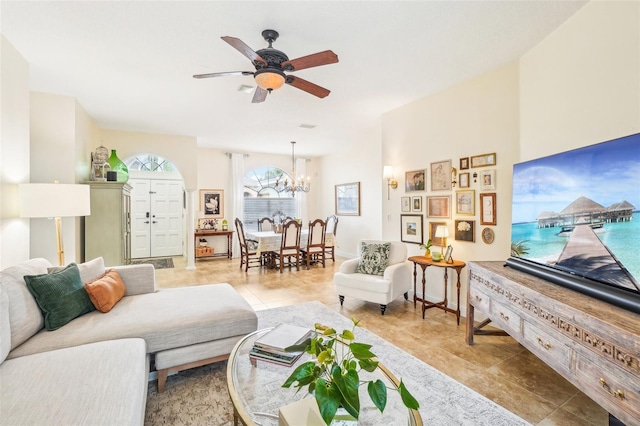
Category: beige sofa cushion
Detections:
[
  {"x1": 0, "y1": 258, "x2": 49, "y2": 350},
  {"x1": 9, "y1": 283, "x2": 257, "y2": 359},
  {"x1": 0, "y1": 287, "x2": 10, "y2": 364},
  {"x1": 0, "y1": 338, "x2": 148, "y2": 425}
]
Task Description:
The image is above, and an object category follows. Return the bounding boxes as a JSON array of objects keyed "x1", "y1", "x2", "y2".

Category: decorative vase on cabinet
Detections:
[{"x1": 108, "y1": 149, "x2": 129, "y2": 183}]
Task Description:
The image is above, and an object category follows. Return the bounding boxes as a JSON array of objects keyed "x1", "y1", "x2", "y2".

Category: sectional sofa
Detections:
[{"x1": 0, "y1": 257, "x2": 258, "y2": 425}]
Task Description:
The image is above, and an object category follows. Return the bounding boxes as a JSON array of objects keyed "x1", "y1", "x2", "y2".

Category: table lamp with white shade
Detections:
[
  {"x1": 435, "y1": 225, "x2": 449, "y2": 257},
  {"x1": 19, "y1": 182, "x2": 91, "y2": 266}
]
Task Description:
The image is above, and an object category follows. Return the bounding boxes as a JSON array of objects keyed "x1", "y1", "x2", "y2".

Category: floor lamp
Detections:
[{"x1": 19, "y1": 182, "x2": 91, "y2": 266}]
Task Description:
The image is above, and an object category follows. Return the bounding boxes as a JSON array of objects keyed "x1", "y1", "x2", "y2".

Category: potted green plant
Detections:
[
  {"x1": 419, "y1": 239, "x2": 432, "y2": 257},
  {"x1": 282, "y1": 319, "x2": 419, "y2": 425}
]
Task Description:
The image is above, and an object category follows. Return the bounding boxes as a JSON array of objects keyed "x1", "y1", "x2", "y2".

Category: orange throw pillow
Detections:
[{"x1": 84, "y1": 269, "x2": 127, "y2": 313}]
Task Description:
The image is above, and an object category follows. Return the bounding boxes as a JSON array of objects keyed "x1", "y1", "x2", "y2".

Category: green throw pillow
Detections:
[
  {"x1": 24, "y1": 263, "x2": 95, "y2": 331},
  {"x1": 356, "y1": 242, "x2": 391, "y2": 276}
]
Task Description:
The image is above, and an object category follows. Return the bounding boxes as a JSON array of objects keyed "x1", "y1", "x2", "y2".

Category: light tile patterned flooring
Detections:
[{"x1": 155, "y1": 255, "x2": 608, "y2": 425}]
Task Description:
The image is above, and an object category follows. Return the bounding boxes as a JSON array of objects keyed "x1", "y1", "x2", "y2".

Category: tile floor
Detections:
[{"x1": 155, "y1": 255, "x2": 608, "y2": 425}]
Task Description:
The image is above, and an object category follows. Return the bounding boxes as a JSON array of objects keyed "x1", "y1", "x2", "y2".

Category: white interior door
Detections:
[
  {"x1": 129, "y1": 178, "x2": 183, "y2": 258},
  {"x1": 150, "y1": 180, "x2": 183, "y2": 257},
  {"x1": 130, "y1": 179, "x2": 151, "y2": 259}
]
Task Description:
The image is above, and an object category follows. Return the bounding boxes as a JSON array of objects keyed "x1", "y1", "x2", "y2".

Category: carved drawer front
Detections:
[
  {"x1": 522, "y1": 321, "x2": 571, "y2": 374},
  {"x1": 489, "y1": 299, "x2": 522, "y2": 337},
  {"x1": 469, "y1": 284, "x2": 490, "y2": 313},
  {"x1": 575, "y1": 354, "x2": 640, "y2": 422}
]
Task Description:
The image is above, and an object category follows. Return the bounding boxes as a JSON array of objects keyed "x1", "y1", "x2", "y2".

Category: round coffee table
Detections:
[{"x1": 227, "y1": 328, "x2": 422, "y2": 426}]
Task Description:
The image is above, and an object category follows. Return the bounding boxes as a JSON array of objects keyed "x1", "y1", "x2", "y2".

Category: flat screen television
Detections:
[{"x1": 507, "y1": 132, "x2": 640, "y2": 314}]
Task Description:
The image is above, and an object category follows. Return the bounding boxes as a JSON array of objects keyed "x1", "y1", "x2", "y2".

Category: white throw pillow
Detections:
[{"x1": 48, "y1": 257, "x2": 105, "y2": 283}]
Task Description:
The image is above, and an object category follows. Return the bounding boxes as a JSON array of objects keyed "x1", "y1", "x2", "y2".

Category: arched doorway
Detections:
[{"x1": 125, "y1": 154, "x2": 185, "y2": 258}]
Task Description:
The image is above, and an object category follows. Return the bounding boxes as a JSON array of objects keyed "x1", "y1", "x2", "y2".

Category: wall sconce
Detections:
[
  {"x1": 451, "y1": 167, "x2": 457, "y2": 187},
  {"x1": 473, "y1": 172, "x2": 478, "y2": 183},
  {"x1": 383, "y1": 166, "x2": 398, "y2": 200},
  {"x1": 435, "y1": 226, "x2": 449, "y2": 257}
]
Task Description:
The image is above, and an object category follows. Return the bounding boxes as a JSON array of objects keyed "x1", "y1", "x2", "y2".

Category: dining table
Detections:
[{"x1": 245, "y1": 230, "x2": 337, "y2": 256}]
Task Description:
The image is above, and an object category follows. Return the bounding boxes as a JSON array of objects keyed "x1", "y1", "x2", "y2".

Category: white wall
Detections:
[
  {"x1": 28, "y1": 92, "x2": 97, "y2": 264},
  {"x1": 0, "y1": 35, "x2": 30, "y2": 268},
  {"x1": 520, "y1": 0, "x2": 640, "y2": 159},
  {"x1": 317, "y1": 124, "x2": 383, "y2": 257},
  {"x1": 29, "y1": 93, "x2": 77, "y2": 263},
  {"x1": 381, "y1": 62, "x2": 520, "y2": 312},
  {"x1": 379, "y1": 0, "x2": 639, "y2": 317}
]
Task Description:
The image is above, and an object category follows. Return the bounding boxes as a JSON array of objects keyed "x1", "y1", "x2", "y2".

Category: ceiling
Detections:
[{"x1": 1, "y1": 1, "x2": 586, "y2": 158}]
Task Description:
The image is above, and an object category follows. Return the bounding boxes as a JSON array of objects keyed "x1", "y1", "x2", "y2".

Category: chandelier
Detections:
[{"x1": 275, "y1": 141, "x2": 310, "y2": 197}]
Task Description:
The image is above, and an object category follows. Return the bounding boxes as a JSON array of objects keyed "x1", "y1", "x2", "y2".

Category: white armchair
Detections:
[{"x1": 334, "y1": 240, "x2": 412, "y2": 315}]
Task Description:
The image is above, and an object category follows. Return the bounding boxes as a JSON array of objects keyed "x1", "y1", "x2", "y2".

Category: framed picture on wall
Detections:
[
  {"x1": 455, "y1": 220, "x2": 475, "y2": 242},
  {"x1": 480, "y1": 169, "x2": 496, "y2": 190},
  {"x1": 426, "y1": 195, "x2": 450, "y2": 218},
  {"x1": 335, "y1": 182, "x2": 361, "y2": 216},
  {"x1": 459, "y1": 172, "x2": 470, "y2": 188},
  {"x1": 400, "y1": 214, "x2": 423, "y2": 245},
  {"x1": 480, "y1": 192, "x2": 497, "y2": 225},
  {"x1": 405, "y1": 169, "x2": 426, "y2": 192},
  {"x1": 459, "y1": 157, "x2": 469, "y2": 170},
  {"x1": 429, "y1": 221, "x2": 447, "y2": 246},
  {"x1": 401, "y1": 196, "x2": 411, "y2": 212},
  {"x1": 430, "y1": 159, "x2": 452, "y2": 191},
  {"x1": 470, "y1": 152, "x2": 497, "y2": 168},
  {"x1": 455, "y1": 190, "x2": 475, "y2": 216},
  {"x1": 412, "y1": 196, "x2": 422, "y2": 212},
  {"x1": 200, "y1": 189, "x2": 224, "y2": 218}
]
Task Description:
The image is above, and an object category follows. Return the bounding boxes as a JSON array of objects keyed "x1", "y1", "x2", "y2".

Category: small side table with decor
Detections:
[
  {"x1": 408, "y1": 256, "x2": 466, "y2": 325},
  {"x1": 194, "y1": 230, "x2": 233, "y2": 260}
]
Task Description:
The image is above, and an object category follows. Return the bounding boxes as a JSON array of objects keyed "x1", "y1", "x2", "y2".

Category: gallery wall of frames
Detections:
[{"x1": 400, "y1": 153, "x2": 497, "y2": 251}]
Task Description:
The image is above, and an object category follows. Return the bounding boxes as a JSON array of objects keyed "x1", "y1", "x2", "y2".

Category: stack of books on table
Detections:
[{"x1": 250, "y1": 323, "x2": 314, "y2": 366}]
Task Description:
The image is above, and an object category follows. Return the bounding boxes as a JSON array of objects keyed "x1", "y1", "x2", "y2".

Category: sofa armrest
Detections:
[
  {"x1": 111, "y1": 264, "x2": 156, "y2": 296},
  {"x1": 339, "y1": 258, "x2": 360, "y2": 274}
]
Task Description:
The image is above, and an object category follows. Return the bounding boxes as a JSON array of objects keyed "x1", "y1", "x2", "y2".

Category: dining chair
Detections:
[
  {"x1": 234, "y1": 218, "x2": 262, "y2": 271},
  {"x1": 277, "y1": 220, "x2": 301, "y2": 273},
  {"x1": 257, "y1": 217, "x2": 274, "y2": 231},
  {"x1": 301, "y1": 218, "x2": 326, "y2": 269},
  {"x1": 325, "y1": 215, "x2": 339, "y2": 262}
]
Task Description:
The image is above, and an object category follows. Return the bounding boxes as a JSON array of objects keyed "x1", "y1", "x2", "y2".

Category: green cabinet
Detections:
[{"x1": 84, "y1": 182, "x2": 132, "y2": 266}]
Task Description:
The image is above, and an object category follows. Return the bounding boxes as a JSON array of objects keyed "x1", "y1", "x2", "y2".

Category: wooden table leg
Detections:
[
  {"x1": 442, "y1": 267, "x2": 449, "y2": 309},
  {"x1": 421, "y1": 265, "x2": 427, "y2": 319},
  {"x1": 412, "y1": 262, "x2": 417, "y2": 308},
  {"x1": 466, "y1": 302, "x2": 475, "y2": 345},
  {"x1": 455, "y1": 266, "x2": 462, "y2": 325}
]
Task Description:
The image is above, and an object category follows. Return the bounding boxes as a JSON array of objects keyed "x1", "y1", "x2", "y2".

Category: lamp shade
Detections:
[
  {"x1": 435, "y1": 226, "x2": 449, "y2": 238},
  {"x1": 254, "y1": 69, "x2": 286, "y2": 91},
  {"x1": 19, "y1": 183, "x2": 91, "y2": 218},
  {"x1": 383, "y1": 166, "x2": 394, "y2": 179}
]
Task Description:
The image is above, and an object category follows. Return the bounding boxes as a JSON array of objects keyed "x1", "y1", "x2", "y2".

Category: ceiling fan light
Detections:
[{"x1": 254, "y1": 69, "x2": 286, "y2": 91}]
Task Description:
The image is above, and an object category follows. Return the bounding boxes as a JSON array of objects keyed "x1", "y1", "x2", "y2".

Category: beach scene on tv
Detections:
[{"x1": 511, "y1": 133, "x2": 640, "y2": 292}]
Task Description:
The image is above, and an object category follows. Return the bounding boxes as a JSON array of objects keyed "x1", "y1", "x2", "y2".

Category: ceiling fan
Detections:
[{"x1": 193, "y1": 29, "x2": 339, "y2": 103}]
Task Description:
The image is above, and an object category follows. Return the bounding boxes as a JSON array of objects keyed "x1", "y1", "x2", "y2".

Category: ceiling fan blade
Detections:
[
  {"x1": 193, "y1": 71, "x2": 254, "y2": 79},
  {"x1": 285, "y1": 75, "x2": 330, "y2": 98},
  {"x1": 281, "y1": 50, "x2": 338, "y2": 72},
  {"x1": 252, "y1": 87, "x2": 268, "y2": 103},
  {"x1": 221, "y1": 36, "x2": 267, "y2": 66}
]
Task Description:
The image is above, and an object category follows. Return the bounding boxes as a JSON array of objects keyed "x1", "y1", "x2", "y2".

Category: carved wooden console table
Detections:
[{"x1": 466, "y1": 261, "x2": 640, "y2": 425}]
